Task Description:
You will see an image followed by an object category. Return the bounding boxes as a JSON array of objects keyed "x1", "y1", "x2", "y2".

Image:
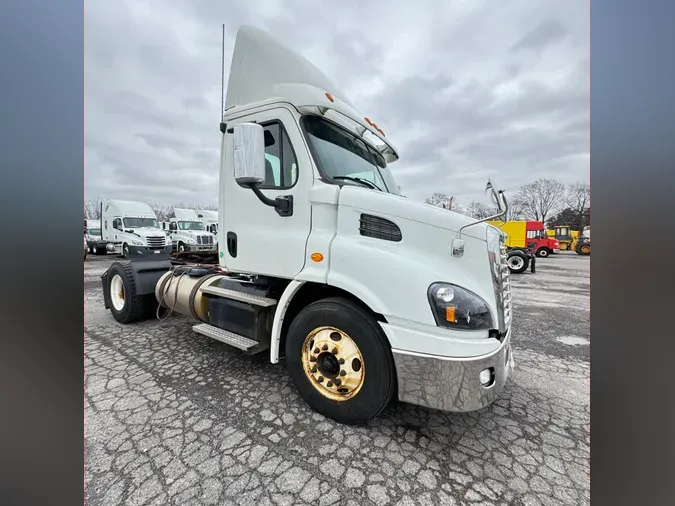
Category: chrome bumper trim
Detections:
[{"x1": 392, "y1": 328, "x2": 512, "y2": 413}]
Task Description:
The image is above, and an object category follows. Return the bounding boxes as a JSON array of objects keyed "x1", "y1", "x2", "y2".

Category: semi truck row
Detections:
[
  {"x1": 98, "y1": 25, "x2": 515, "y2": 424},
  {"x1": 85, "y1": 203, "x2": 219, "y2": 258}
]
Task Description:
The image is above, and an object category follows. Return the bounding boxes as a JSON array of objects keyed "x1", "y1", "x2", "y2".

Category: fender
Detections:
[
  {"x1": 270, "y1": 280, "x2": 304, "y2": 363},
  {"x1": 101, "y1": 258, "x2": 172, "y2": 309}
]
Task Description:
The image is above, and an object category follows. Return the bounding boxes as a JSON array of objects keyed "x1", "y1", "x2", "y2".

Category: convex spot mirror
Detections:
[
  {"x1": 169, "y1": 222, "x2": 178, "y2": 231},
  {"x1": 233, "y1": 123, "x2": 266, "y2": 185}
]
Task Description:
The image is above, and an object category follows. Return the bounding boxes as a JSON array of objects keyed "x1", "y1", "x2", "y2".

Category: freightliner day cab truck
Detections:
[
  {"x1": 100, "y1": 25, "x2": 515, "y2": 424},
  {"x1": 168, "y1": 208, "x2": 217, "y2": 252}
]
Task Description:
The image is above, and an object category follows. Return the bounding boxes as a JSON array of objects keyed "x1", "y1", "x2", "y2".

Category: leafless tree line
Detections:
[
  {"x1": 425, "y1": 179, "x2": 590, "y2": 228},
  {"x1": 84, "y1": 197, "x2": 218, "y2": 221}
]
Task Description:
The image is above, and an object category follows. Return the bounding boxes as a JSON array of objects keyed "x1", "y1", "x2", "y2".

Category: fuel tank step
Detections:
[
  {"x1": 200, "y1": 285, "x2": 277, "y2": 307},
  {"x1": 192, "y1": 323, "x2": 262, "y2": 351}
]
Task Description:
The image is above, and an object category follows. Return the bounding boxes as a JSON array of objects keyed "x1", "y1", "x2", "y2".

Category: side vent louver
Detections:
[{"x1": 359, "y1": 214, "x2": 402, "y2": 242}]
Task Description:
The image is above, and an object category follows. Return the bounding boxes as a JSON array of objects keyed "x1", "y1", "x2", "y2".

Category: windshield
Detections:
[
  {"x1": 303, "y1": 115, "x2": 400, "y2": 195},
  {"x1": 123, "y1": 217, "x2": 159, "y2": 229},
  {"x1": 89, "y1": 228, "x2": 101, "y2": 236},
  {"x1": 178, "y1": 221, "x2": 205, "y2": 231}
]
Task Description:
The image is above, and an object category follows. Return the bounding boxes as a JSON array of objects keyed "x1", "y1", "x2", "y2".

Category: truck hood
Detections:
[
  {"x1": 338, "y1": 186, "x2": 491, "y2": 241},
  {"x1": 131, "y1": 228, "x2": 164, "y2": 238},
  {"x1": 178, "y1": 230, "x2": 208, "y2": 237}
]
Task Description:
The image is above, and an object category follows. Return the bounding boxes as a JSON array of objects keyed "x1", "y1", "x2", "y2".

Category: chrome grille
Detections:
[
  {"x1": 499, "y1": 242, "x2": 513, "y2": 327},
  {"x1": 146, "y1": 236, "x2": 165, "y2": 249},
  {"x1": 197, "y1": 235, "x2": 214, "y2": 246}
]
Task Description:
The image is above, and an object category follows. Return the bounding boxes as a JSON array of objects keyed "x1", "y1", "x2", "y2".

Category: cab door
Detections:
[{"x1": 221, "y1": 106, "x2": 313, "y2": 279}]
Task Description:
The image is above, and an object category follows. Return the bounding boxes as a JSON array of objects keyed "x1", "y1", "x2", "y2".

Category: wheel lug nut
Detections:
[
  {"x1": 340, "y1": 370, "x2": 346, "y2": 376},
  {"x1": 338, "y1": 358, "x2": 345, "y2": 364},
  {"x1": 313, "y1": 347, "x2": 320, "y2": 354},
  {"x1": 317, "y1": 376, "x2": 324, "y2": 383},
  {"x1": 311, "y1": 366, "x2": 317, "y2": 373},
  {"x1": 332, "y1": 347, "x2": 338, "y2": 354},
  {"x1": 326, "y1": 381, "x2": 333, "y2": 387},
  {"x1": 334, "y1": 378, "x2": 342, "y2": 386},
  {"x1": 310, "y1": 356, "x2": 317, "y2": 362},
  {"x1": 322, "y1": 344, "x2": 328, "y2": 351}
]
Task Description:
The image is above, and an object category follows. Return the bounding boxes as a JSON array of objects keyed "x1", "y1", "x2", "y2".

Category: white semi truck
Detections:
[
  {"x1": 101, "y1": 199, "x2": 171, "y2": 258},
  {"x1": 195, "y1": 209, "x2": 219, "y2": 236},
  {"x1": 168, "y1": 208, "x2": 217, "y2": 252},
  {"x1": 100, "y1": 25, "x2": 514, "y2": 424},
  {"x1": 85, "y1": 219, "x2": 108, "y2": 255}
]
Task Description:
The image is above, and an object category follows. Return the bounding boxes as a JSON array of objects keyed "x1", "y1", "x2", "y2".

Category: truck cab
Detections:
[
  {"x1": 101, "y1": 25, "x2": 514, "y2": 424},
  {"x1": 168, "y1": 208, "x2": 217, "y2": 252},
  {"x1": 85, "y1": 219, "x2": 108, "y2": 255},
  {"x1": 101, "y1": 199, "x2": 171, "y2": 258}
]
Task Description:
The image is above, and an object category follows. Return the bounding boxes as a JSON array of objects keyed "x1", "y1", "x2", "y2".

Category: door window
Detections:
[{"x1": 260, "y1": 122, "x2": 298, "y2": 189}]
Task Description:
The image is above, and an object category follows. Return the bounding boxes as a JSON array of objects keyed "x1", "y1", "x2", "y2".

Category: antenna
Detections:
[{"x1": 220, "y1": 24, "x2": 225, "y2": 121}]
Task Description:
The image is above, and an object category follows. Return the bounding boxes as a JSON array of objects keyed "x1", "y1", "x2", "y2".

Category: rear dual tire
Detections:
[
  {"x1": 285, "y1": 297, "x2": 397, "y2": 425},
  {"x1": 106, "y1": 263, "x2": 157, "y2": 323}
]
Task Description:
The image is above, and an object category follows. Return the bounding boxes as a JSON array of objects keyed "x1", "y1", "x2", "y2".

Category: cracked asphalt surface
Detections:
[{"x1": 85, "y1": 252, "x2": 590, "y2": 506}]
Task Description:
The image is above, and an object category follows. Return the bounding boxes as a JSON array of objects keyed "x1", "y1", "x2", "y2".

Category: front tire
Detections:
[
  {"x1": 122, "y1": 243, "x2": 130, "y2": 258},
  {"x1": 536, "y1": 248, "x2": 550, "y2": 258},
  {"x1": 507, "y1": 251, "x2": 529, "y2": 274},
  {"x1": 178, "y1": 243, "x2": 186, "y2": 253},
  {"x1": 285, "y1": 297, "x2": 397, "y2": 425}
]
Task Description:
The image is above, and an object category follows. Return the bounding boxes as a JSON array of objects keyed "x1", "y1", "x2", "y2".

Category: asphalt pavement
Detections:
[{"x1": 85, "y1": 252, "x2": 590, "y2": 506}]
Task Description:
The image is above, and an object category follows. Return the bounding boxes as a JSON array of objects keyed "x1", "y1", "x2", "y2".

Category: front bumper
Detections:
[
  {"x1": 391, "y1": 326, "x2": 513, "y2": 413},
  {"x1": 128, "y1": 245, "x2": 172, "y2": 256},
  {"x1": 553, "y1": 248, "x2": 561, "y2": 253},
  {"x1": 188, "y1": 244, "x2": 216, "y2": 251}
]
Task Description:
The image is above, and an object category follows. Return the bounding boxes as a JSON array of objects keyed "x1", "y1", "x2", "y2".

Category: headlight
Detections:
[
  {"x1": 427, "y1": 282, "x2": 494, "y2": 331},
  {"x1": 132, "y1": 240, "x2": 144, "y2": 246}
]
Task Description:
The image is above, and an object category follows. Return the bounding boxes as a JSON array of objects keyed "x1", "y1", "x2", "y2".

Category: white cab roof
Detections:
[
  {"x1": 174, "y1": 208, "x2": 200, "y2": 220},
  {"x1": 196, "y1": 210, "x2": 218, "y2": 221},
  {"x1": 103, "y1": 199, "x2": 156, "y2": 218},
  {"x1": 225, "y1": 25, "x2": 399, "y2": 162}
]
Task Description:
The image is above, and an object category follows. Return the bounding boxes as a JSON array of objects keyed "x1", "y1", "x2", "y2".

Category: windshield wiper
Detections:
[{"x1": 333, "y1": 176, "x2": 383, "y2": 192}]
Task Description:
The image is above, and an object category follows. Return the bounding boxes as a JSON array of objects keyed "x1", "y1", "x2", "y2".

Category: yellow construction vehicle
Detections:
[
  {"x1": 550, "y1": 225, "x2": 580, "y2": 251},
  {"x1": 570, "y1": 226, "x2": 590, "y2": 255}
]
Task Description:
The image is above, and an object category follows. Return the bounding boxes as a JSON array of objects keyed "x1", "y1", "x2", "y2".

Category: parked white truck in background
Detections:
[
  {"x1": 85, "y1": 219, "x2": 108, "y2": 255},
  {"x1": 101, "y1": 199, "x2": 171, "y2": 258},
  {"x1": 196, "y1": 210, "x2": 219, "y2": 236},
  {"x1": 168, "y1": 208, "x2": 217, "y2": 252},
  {"x1": 101, "y1": 25, "x2": 514, "y2": 424}
]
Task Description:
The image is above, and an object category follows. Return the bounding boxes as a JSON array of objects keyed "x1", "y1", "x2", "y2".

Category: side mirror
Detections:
[
  {"x1": 233, "y1": 122, "x2": 294, "y2": 217},
  {"x1": 233, "y1": 123, "x2": 266, "y2": 185},
  {"x1": 169, "y1": 222, "x2": 177, "y2": 231}
]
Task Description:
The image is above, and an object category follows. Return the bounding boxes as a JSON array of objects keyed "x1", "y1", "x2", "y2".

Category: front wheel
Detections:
[
  {"x1": 536, "y1": 248, "x2": 550, "y2": 258},
  {"x1": 178, "y1": 243, "x2": 186, "y2": 253},
  {"x1": 285, "y1": 297, "x2": 397, "y2": 425},
  {"x1": 507, "y1": 251, "x2": 529, "y2": 274},
  {"x1": 122, "y1": 243, "x2": 130, "y2": 258}
]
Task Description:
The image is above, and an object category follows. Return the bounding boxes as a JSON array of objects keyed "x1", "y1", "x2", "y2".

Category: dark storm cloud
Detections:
[{"x1": 85, "y1": 1, "x2": 588, "y2": 206}]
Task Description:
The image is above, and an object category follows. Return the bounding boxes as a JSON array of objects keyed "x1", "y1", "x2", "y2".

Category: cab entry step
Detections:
[
  {"x1": 200, "y1": 286, "x2": 277, "y2": 307},
  {"x1": 193, "y1": 323, "x2": 260, "y2": 350}
]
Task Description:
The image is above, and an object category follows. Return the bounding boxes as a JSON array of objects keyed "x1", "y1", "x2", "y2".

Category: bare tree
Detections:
[
  {"x1": 465, "y1": 201, "x2": 493, "y2": 219},
  {"x1": 505, "y1": 196, "x2": 526, "y2": 221},
  {"x1": 565, "y1": 182, "x2": 590, "y2": 230},
  {"x1": 515, "y1": 178, "x2": 565, "y2": 223},
  {"x1": 85, "y1": 198, "x2": 103, "y2": 219},
  {"x1": 425, "y1": 192, "x2": 453, "y2": 209}
]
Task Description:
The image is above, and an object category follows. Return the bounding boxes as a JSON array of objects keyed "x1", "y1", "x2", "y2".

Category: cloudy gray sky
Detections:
[{"x1": 85, "y1": 0, "x2": 588, "y2": 207}]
